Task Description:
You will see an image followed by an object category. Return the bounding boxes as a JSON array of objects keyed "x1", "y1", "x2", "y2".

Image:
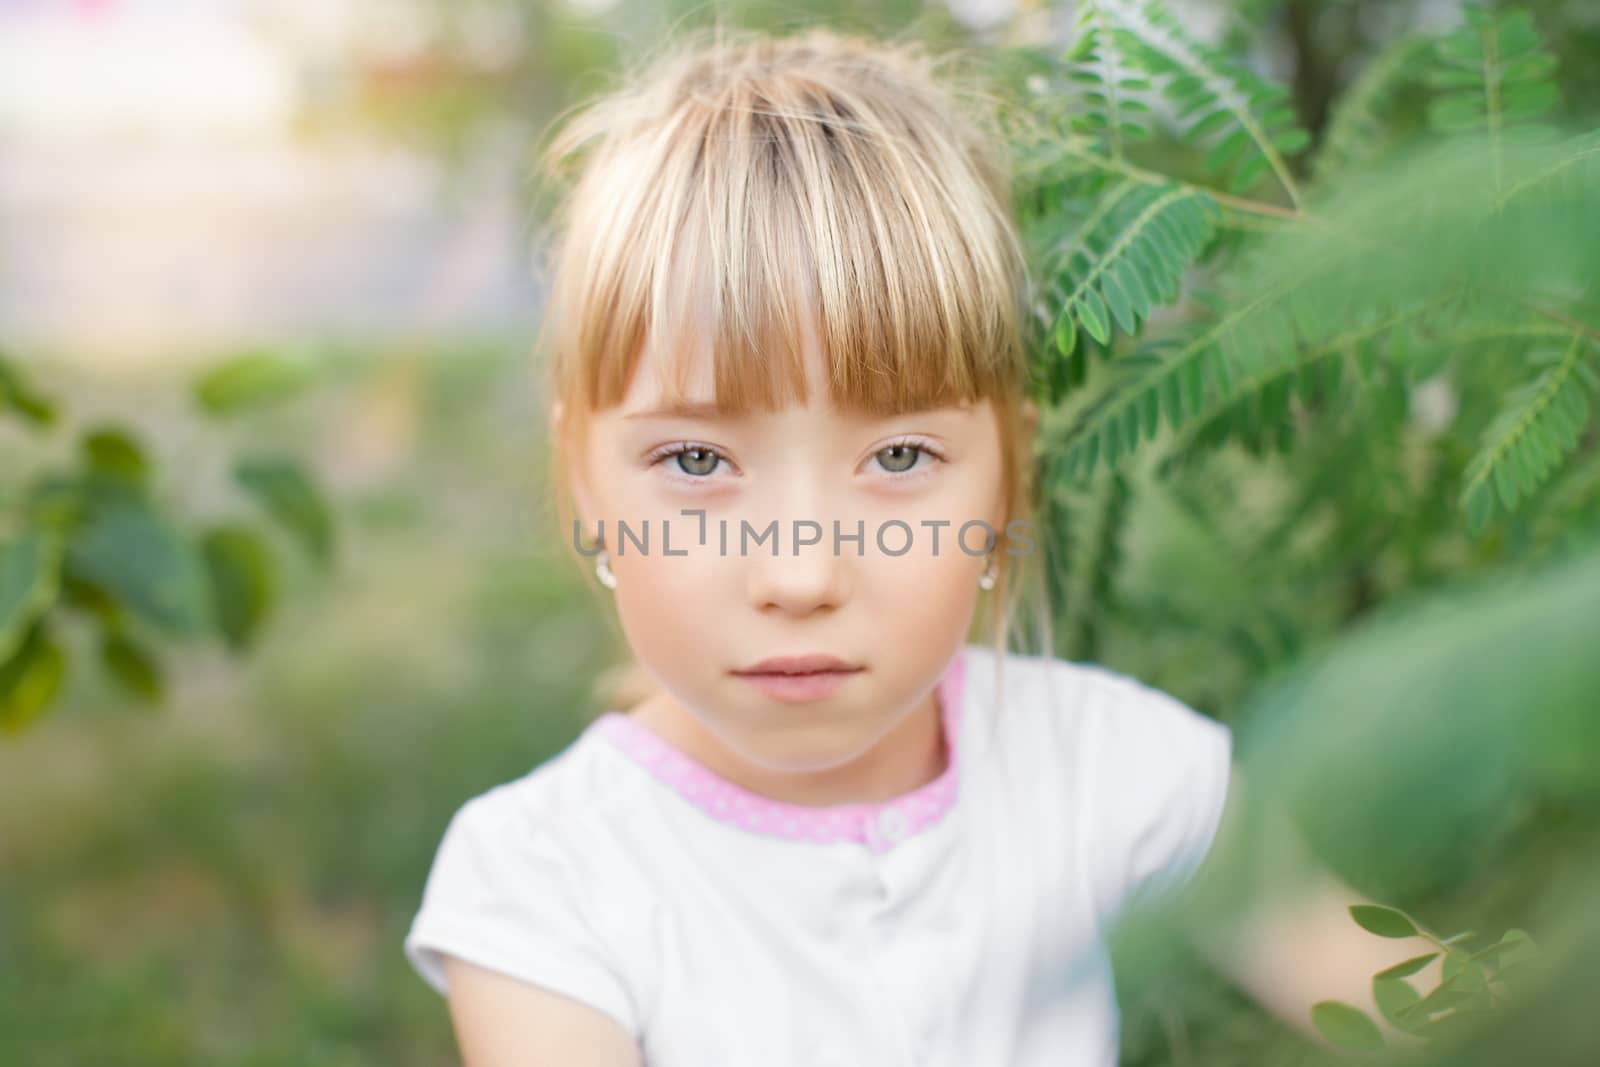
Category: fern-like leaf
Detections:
[
  {"x1": 1042, "y1": 242, "x2": 1405, "y2": 484},
  {"x1": 1044, "y1": 283, "x2": 1296, "y2": 483},
  {"x1": 1313, "y1": 33, "x2": 1433, "y2": 186},
  {"x1": 1036, "y1": 180, "x2": 1221, "y2": 359},
  {"x1": 1427, "y1": 4, "x2": 1562, "y2": 196},
  {"x1": 1154, "y1": 313, "x2": 1422, "y2": 478},
  {"x1": 1064, "y1": 1, "x2": 1158, "y2": 160},
  {"x1": 1101, "y1": 0, "x2": 1309, "y2": 207},
  {"x1": 1460, "y1": 332, "x2": 1598, "y2": 533}
]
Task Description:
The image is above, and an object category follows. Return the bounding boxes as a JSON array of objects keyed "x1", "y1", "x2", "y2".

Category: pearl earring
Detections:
[
  {"x1": 978, "y1": 554, "x2": 998, "y2": 591},
  {"x1": 595, "y1": 549, "x2": 617, "y2": 590}
]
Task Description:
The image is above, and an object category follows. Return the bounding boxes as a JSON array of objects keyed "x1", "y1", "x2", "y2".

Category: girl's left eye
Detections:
[
  {"x1": 648, "y1": 444, "x2": 730, "y2": 480},
  {"x1": 871, "y1": 438, "x2": 943, "y2": 478}
]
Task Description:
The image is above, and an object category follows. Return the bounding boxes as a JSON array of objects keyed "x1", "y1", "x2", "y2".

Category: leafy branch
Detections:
[
  {"x1": 1080, "y1": 0, "x2": 1311, "y2": 208},
  {"x1": 0, "y1": 350, "x2": 337, "y2": 733},
  {"x1": 1311, "y1": 903, "x2": 1543, "y2": 1051}
]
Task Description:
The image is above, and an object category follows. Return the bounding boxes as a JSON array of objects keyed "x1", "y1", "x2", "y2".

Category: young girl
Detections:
[{"x1": 404, "y1": 22, "x2": 1431, "y2": 1067}]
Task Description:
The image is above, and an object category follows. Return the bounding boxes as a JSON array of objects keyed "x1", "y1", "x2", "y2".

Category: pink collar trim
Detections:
[{"x1": 590, "y1": 647, "x2": 969, "y2": 854}]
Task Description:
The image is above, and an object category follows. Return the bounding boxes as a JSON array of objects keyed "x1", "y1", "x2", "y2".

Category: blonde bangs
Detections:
[{"x1": 539, "y1": 24, "x2": 1029, "y2": 424}]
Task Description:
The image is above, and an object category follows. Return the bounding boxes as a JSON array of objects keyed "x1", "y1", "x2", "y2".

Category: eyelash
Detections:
[{"x1": 645, "y1": 436, "x2": 946, "y2": 484}]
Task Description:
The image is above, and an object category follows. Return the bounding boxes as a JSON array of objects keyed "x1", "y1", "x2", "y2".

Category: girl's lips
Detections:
[
  {"x1": 735, "y1": 653, "x2": 860, "y2": 674},
  {"x1": 733, "y1": 667, "x2": 864, "y2": 703}
]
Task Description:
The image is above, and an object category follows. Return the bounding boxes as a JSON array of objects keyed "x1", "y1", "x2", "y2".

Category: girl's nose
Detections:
[
  {"x1": 740, "y1": 480, "x2": 854, "y2": 615},
  {"x1": 744, "y1": 529, "x2": 852, "y2": 615}
]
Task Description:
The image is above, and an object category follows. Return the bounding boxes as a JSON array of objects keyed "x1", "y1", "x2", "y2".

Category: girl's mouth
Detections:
[{"x1": 733, "y1": 667, "x2": 863, "y2": 703}]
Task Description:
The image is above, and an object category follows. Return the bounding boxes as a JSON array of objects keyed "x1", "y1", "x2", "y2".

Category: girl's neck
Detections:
[{"x1": 624, "y1": 688, "x2": 948, "y2": 808}]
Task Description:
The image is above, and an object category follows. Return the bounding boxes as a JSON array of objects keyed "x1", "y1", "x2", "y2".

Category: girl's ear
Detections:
[{"x1": 1021, "y1": 397, "x2": 1039, "y2": 441}]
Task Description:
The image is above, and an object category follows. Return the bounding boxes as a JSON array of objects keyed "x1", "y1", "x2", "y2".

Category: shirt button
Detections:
[{"x1": 877, "y1": 807, "x2": 909, "y2": 843}]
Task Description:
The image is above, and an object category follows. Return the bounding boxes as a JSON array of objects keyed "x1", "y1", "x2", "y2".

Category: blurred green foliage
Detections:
[
  {"x1": 1, "y1": 351, "x2": 336, "y2": 730},
  {"x1": 994, "y1": 1, "x2": 1598, "y2": 1062},
  {"x1": 0, "y1": 341, "x2": 619, "y2": 1066}
]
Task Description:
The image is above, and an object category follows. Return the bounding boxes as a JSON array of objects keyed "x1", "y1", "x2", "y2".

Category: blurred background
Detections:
[{"x1": 1, "y1": 1, "x2": 1596, "y2": 1065}]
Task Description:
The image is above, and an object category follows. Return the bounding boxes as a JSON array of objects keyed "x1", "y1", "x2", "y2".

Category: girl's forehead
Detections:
[{"x1": 620, "y1": 317, "x2": 833, "y2": 416}]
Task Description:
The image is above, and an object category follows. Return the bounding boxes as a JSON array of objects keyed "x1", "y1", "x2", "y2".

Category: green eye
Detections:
[
  {"x1": 877, "y1": 443, "x2": 922, "y2": 473},
  {"x1": 675, "y1": 447, "x2": 720, "y2": 477}
]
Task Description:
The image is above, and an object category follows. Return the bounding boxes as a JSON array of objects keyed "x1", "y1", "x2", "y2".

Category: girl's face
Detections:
[{"x1": 562, "y1": 323, "x2": 1009, "y2": 777}]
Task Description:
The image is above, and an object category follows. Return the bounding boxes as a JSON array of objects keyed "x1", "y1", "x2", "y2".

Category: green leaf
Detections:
[
  {"x1": 1163, "y1": 73, "x2": 1206, "y2": 102},
  {"x1": 1495, "y1": 928, "x2": 1540, "y2": 968},
  {"x1": 1231, "y1": 153, "x2": 1273, "y2": 192},
  {"x1": 1447, "y1": 953, "x2": 1487, "y2": 993},
  {"x1": 64, "y1": 501, "x2": 213, "y2": 637},
  {"x1": 1425, "y1": 66, "x2": 1485, "y2": 90},
  {"x1": 1120, "y1": 398, "x2": 1142, "y2": 453},
  {"x1": 1428, "y1": 95, "x2": 1484, "y2": 132},
  {"x1": 1100, "y1": 270, "x2": 1139, "y2": 335},
  {"x1": 23, "y1": 474, "x2": 89, "y2": 532},
  {"x1": 1055, "y1": 312, "x2": 1078, "y2": 358},
  {"x1": 1077, "y1": 289, "x2": 1113, "y2": 345},
  {"x1": 1411, "y1": 1004, "x2": 1492, "y2": 1041},
  {"x1": 1464, "y1": 483, "x2": 1493, "y2": 533},
  {"x1": 1120, "y1": 250, "x2": 1159, "y2": 309},
  {"x1": 1397, "y1": 976, "x2": 1476, "y2": 1020},
  {"x1": 0, "y1": 531, "x2": 62, "y2": 664},
  {"x1": 1180, "y1": 357, "x2": 1204, "y2": 418},
  {"x1": 1205, "y1": 128, "x2": 1254, "y2": 175},
  {"x1": 234, "y1": 458, "x2": 336, "y2": 567},
  {"x1": 193, "y1": 349, "x2": 318, "y2": 416},
  {"x1": 0, "y1": 621, "x2": 67, "y2": 733},
  {"x1": 1259, "y1": 108, "x2": 1297, "y2": 135},
  {"x1": 201, "y1": 525, "x2": 278, "y2": 654},
  {"x1": 1351, "y1": 903, "x2": 1420, "y2": 938},
  {"x1": 1504, "y1": 81, "x2": 1559, "y2": 118},
  {"x1": 1208, "y1": 346, "x2": 1236, "y2": 399},
  {"x1": 101, "y1": 630, "x2": 163, "y2": 703},
  {"x1": 1274, "y1": 128, "x2": 1311, "y2": 155},
  {"x1": 1311, "y1": 1001, "x2": 1385, "y2": 1051},
  {"x1": 1373, "y1": 975, "x2": 1423, "y2": 1032},
  {"x1": 0, "y1": 354, "x2": 59, "y2": 427},
  {"x1": 81, "y1": 424, "x2": 149, "y2": 487},
  {"x1": 1376, "y1": 952, "x2": 1439, "y2": 980},
  {"x1": 1140, "y1": 381, "x2": 1161, "y2": 438}
]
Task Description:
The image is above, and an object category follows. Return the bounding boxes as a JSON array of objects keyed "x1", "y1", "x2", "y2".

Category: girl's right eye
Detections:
[{"x1": 649, "y1": 444, "x2": 730, "y2": 480}]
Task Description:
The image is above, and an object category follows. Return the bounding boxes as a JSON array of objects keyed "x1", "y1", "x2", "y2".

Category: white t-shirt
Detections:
[{"x1": 404, "y1": 642, "x2": 1233, "y2": 1066}]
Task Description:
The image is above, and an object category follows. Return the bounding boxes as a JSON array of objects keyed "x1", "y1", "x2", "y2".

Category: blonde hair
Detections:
[{"x1": 533, "y1": 21, "x2": 1052, "y2": 714}]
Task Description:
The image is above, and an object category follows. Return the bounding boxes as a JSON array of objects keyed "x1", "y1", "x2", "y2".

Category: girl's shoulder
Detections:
[
  {"x1": 959, "y1": 642, "x2": 1234, "y2": 919},
  {"x1": 441, "y1": 717, "x2": 653, "y2": 844},
  {"x1": 961, "y1": 641, "x2": 1229, "y2": 750},
  {"x1": 404, "y1": 724, "x2": 659, "y2": 1033}
]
